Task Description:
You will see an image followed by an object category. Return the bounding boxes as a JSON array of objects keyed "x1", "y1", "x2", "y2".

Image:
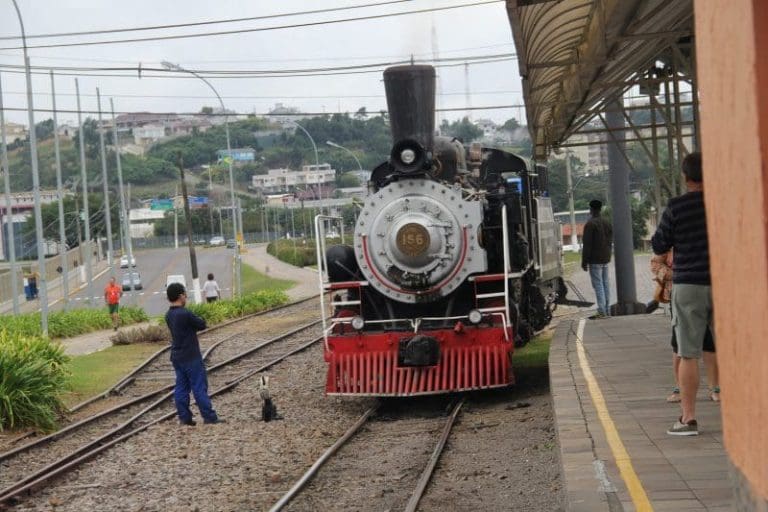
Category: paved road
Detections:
[{"x1": 54, "y1": 246, "x2": 236, "y2": 316}]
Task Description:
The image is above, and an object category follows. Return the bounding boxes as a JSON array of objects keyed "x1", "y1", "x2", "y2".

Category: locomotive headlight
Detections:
[
  {"x1": 400, "y1": 148, "x2": 416, "y2": 165},
  {"x1": 351, "y1": 316, "x2": 365, "y2": 330},
  {"x1": 468, "y1": 309, "x2": 483, "y2": 325}
]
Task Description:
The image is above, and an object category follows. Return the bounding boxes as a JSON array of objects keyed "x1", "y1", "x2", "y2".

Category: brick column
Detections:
[{"x1": 695, "y1": 0, "x2": 768, "y2": 508}]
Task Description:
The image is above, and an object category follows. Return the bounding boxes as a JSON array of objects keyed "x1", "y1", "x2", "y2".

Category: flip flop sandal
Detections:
[
  {"x1": 710, "y1": 386, "x2": 721, "y2": 402},
  {"x1": 666, "y1": 387, "x2": 681, "y2": 403}
]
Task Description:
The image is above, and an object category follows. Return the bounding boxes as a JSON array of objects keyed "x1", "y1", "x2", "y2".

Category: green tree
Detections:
[
  {"x1": 501, "y1": 118, "x2": 520, "y2": 131},
  {"x1": 439, "y1": 117, "x2": 483, "y2": 143}
]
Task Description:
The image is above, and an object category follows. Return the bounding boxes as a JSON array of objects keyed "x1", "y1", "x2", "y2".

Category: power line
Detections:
[
  {"x1": 0, "y1": 55, "x2": 516, "y2": 80},
  {"x1": 0, "y1": 0, "x2": 414, "y2": 41},
  {"x1": 0, "y1": 0, "x2": 503, "y2": 51},
  {"x1": 0, "y1": 53, "x2": 515, "y2": 76},
  {"x1": 0, "y1": 104, "x2": 530, "y2": 117},
  {"x1": 0, "y1": 89, "x2": 523, "y2": 101}
]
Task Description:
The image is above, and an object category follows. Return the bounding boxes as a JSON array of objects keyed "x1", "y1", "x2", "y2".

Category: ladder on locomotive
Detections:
[
  {"x1": 324, "y1": 280, "x2": 366, "y2": 315},
  {"x1": 471, "y1": 274, "x2": 508, "y2": 316}
]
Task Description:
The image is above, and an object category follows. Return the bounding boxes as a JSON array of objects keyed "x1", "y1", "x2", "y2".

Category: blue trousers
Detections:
[
  {"x1": 172, "y1": 358, "x2": 218, "y2": 423},
  {"x1": 589, "y1": 263, "x2": 611, "y2": 316}
]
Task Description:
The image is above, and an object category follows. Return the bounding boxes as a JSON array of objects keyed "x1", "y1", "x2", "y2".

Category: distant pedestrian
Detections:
[
  {"x1": 581, "y1": 199, "x2": 613, "y2": 319},
  {"x1": 203, "y1": 273, "x2": 221, "y2": 303},
  {"x1": 651, "y1": 151, "x2": 713, "y2": 436},
  {"x1": 165, "y1": 283, "x2": 221, "y2": 426},
  {"x1": 104, "y1": 276, "x2": 123, "y2": 331}
]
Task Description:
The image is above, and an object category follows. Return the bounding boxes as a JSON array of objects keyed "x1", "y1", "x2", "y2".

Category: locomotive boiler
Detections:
[{"x1": 315, "y1": 64, "x2": 566, "y2": 396}]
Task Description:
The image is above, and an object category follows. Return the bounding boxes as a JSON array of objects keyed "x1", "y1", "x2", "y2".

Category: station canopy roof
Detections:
[{"x1": 506, "y1": 0, "x2": 694, "y2": 160}]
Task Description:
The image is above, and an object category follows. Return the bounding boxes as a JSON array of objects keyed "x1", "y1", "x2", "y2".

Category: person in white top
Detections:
[{"x1": 202, "y1": 273, "x2": 221, "y2": 303}]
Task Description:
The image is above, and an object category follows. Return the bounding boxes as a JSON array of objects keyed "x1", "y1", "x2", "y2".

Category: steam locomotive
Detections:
[{"x1": 315, "y1": 64, "x2": 566, "y2": 396}]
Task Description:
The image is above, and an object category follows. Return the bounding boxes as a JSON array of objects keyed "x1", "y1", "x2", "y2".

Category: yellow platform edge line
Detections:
[{"x1": 575, "y1": 318, "x2": 654, "y2": 512}]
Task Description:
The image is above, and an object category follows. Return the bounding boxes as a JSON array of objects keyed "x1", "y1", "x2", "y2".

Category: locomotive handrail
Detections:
[
  {"x1": 315, "y1": 214, "x2": 345, "y2": 351},
  {"x1": 325, "y1": 312, "x2": 510, "y2": 340},
  {"x1": 501, "y1": 204, "x2": 512, "y2": 332}
]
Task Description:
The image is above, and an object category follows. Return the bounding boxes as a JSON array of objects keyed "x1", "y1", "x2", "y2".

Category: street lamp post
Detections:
[
  {"x1": 291, "y1": 121, "x2": 321, "y2": 211},
  {"x1": 565, "y1": 150, "x2": 591, "y2": 252},
  {"x1": 161, "y1": 61, "x2": 240, "y2": 296},
  {"x1": 326, "y1": 140, "x2": 363, "y2": 172},
  {"x1": 11, "y1": 0, "x2": 48, "y2": 334}
]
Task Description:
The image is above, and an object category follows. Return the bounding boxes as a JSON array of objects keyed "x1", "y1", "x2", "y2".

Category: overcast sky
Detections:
[{"x1": 0, "y1": 0, "x2": 525, "y2": 128}]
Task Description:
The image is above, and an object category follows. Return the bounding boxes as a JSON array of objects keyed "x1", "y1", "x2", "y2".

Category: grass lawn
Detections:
[
  {"x1": 241, "y1": 262, "x2": 295, "y2": 295},
  {"x1": 513, "y1": 331, "x2": 553, "y2": 370},
  {"x1": 562, "y1": 251, "x2": 581, "y2": 277},
  {"x1": 63, "y1": 343, "x2": 164, "y2": 407}
]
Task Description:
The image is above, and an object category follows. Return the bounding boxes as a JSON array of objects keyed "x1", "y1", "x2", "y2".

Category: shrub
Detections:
[
  {"x1": 267, "y1": 239, "x2": 318, "y2": 267},
  {"x1": 187, "y1": 289, "x2": 288, "y2": 325},
  {"x1": 0, "y1": 306, "x2": 149, "y2": 339},
  {"x1": 0, "y1": 332, "x2": 69, "y2": 431},
  {"x1": 111, "y1": 324, "x2": 170, "y2": 345}
]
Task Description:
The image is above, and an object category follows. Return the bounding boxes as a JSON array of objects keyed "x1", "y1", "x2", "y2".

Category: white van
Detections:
[{"x1": 166, "y1": 274, "x2": 187, "y2": 289}]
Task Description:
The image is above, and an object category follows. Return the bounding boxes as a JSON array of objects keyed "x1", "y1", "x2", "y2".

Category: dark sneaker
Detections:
[
  {"x1": 667, "y1": 417, "x2": 698, "y2": 436},
  {"x1": 645, "y1": 300, "x2": 660, "y2": 314},
  {"x1": 204, "y1": 418, "x2": 226, "y2": 424},
  {"x1": 179, "y1": 419, "x2": 196, "y2": 426},
  {"x1": 588, "y1": 313, "x2": 606, "y2": 320}
]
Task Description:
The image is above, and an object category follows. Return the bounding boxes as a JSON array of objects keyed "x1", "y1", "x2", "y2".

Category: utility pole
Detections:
[
  {"x1": 110, "y1": 98, "x2": 135, "y2": 303},
  {"x1": 12, "y1": 0, "x2": 48, "y2": 334},
  {"x1": 237, "y1": 197, "x2": 244, "y2": 250},
  {"x1": 50, "y1": 71, "x2": 69, "y2": 310},
  {"x1": 96, "y1": 88, "x2": 114, "y2": 272},
  {"x1": 207, "y1": 165, "x2": 214, "y2": 239},
  {"x1": 565, "y1": 150, "x2": 578, "y2": 250},
  {"x1": 177, "y1": 153, "x2": 202, "y2": 304},
  {"x1": 74, "y1": 194, "x2": 83, "y2": 282},
  {"x1": 0, "y1": 72, "x2": 19, "y2": 314},
  {"x1": 75, "y1": 79, "x2": 94, "y2": 306}
]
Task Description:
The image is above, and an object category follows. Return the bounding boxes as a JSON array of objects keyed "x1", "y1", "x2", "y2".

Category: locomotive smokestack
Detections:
[{"x1": 384, "y1": 65, "x2": 436, "y2": 152}]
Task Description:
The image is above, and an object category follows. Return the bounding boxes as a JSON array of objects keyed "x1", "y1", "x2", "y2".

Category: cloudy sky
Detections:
[{"x1": 0, "y1": 0, "x2": 525, "y2": 127}]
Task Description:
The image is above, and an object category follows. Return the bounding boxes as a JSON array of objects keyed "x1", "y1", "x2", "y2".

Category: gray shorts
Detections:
[{"x1": 671, "y1": 283, "x2": 714, "y2": 359}]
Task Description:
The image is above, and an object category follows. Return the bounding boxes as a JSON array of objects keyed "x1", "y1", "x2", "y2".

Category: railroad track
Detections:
[
  {"x1": 68, "y1": 295, "x2": 319, "y2": 413},
  {"x1": 0, "y1": 297, "x2": 319, "y2": 465},
  {"x1": 269, "y1": 396, "x2": 466, "y2": 512},
  {"x1": 0, "y1": 304, "x2": 323, "y2": 506}
]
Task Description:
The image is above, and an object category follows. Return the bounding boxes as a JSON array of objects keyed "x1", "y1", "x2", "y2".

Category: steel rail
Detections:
[
  {"x1": 0, "y1": 326, "x2": 323, "y2": 504},
  {"x1": 66, "y1": 295, "x2": 318, "y2": 413},
  {"x1": 404, "y1": 396, "x2": 466, "y2": 512},
  {"x1": 268, "y1": 405, "x2": 379, "y2": 512},
  {"x1": 0, "y1": 330, "x2": 244, "y2": 462}
]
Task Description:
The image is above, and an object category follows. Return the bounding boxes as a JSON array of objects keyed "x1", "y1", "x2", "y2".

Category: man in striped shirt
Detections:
[{"x1": 651, "y1": 151, "x2": 713, "y2": 436}]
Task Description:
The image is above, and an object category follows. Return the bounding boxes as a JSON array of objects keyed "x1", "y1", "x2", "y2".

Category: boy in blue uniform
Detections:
[{"x1": 165, "y1": 283, "x2": 221, "y2": 426}]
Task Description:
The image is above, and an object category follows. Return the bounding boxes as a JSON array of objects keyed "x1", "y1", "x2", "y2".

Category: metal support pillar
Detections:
[
  {"x1": 0, "y1": 72, "x2": 19, "y2": 314},
  {"x1": 605, "y1": 100, "x2": 643, "y2": 315},
  {"x1": 565, "y1": 150, "x2": 578, "y2": 250}
]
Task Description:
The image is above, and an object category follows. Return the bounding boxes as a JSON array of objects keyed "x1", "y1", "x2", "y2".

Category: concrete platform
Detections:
[{"x1": 550, "y1": 313, "x2": 733, "y2": 511}]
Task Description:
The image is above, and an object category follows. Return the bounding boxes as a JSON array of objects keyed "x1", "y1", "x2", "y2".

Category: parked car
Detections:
[
  {"x1": 209, "y1": 236, "x2": 225, "y2": 246},
  {"x1": 166, "y1": 274, "x2": 187, "y2": 289},
  {"x1": 121, "y1": 272, "x2": 143, "y2": 291},
  {"x1": 119, "y1": 255, "x2": 136, "y2": 268},
  {"x1": 226, "y1": 238, "x2": 237, "y2": 248}
]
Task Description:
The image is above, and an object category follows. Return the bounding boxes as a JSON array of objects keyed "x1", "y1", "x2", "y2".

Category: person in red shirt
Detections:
[{"x1": 104, "y1": 277, "x2": 123, "y2": 331}]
